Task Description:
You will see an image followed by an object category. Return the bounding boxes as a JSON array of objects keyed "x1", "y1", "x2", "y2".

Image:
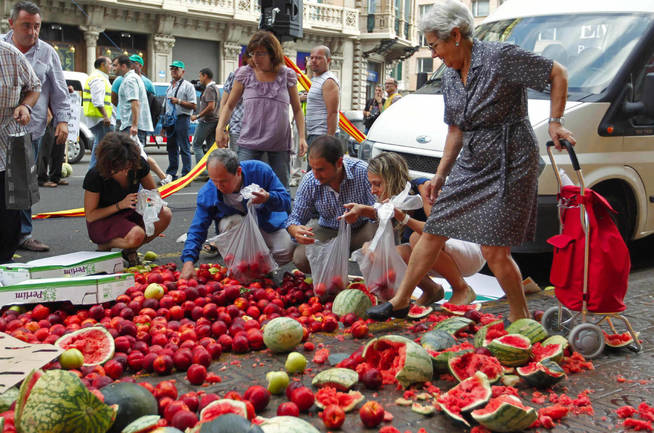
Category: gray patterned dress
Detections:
[{"x1": 424, "y1": 40, "x2": 553, "y2": 246}]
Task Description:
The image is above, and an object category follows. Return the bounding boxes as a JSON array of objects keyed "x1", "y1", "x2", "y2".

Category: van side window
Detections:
[{"x1": 632, "y1": 52, "x2": 654, "y2": 126}]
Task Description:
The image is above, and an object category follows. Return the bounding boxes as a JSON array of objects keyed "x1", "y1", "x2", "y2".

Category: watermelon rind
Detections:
[
  {"x1": 54, "y1": 326, "x2": 115, "y2": 366},
  {"x1": 315, "y1": 388, "x2": 364, "y2": 412},
  {"x1": 604, "y1": 331, "x2": 640, "y2": 348},
  {"x1": 200, "y1": 399, "x2": 248, "y2": 421},
  {"x1": 506, "y1": 318, "x2": 548, "y2": 344},
  {"x1": 440, "y1": 302, "x2": 481, "y2": 316},
  {"x1": 411, "y1": 402, "x2": 436, "y2": 415},
  {"x1": 488, "y1": 334, "x2": 532, "y2": 367},
  {"x1": 421, "y1": 329, "x2": 457, "y2": 352},
  {"x1": 0, "y1": 386, "x2": 19, "y2": 412},
  {"x1": 407, "y1": 305, "x2": 433, "y2": 319},
  {"x1": 101, "y1": 381, "x2": 159, "y2": 433},
  {"x1": 259, "y1": 416, "x2": 321, "y2": 433},
  {"x1": 311, "y1": 368, "x2": 359, "y2": 390},
  {"x1": 18, "y1": 369, "x2": 117, "y2": 433},
  {"x1": 531, "y1": 342, "x2": 564, "y2": 364},
  {"x1": 362, "y1": 335, "x2": 433, "y2": 388},
  {"x1": 332, "y1": 289, "x2": 372, "y2": 319},
  {"x1": 262, "y1": 317, "x2": 303, "y2": 353},
  {"x1": 437, "y1": 371, "x2": 492, "y2": 427},
  {"x1": 471, "y1": 394, "x2": 537, "y2": 432},
  {"x1": 542, "y1": 334, "x2": 569, "y2": 350},
  {"x1": 473, "y1": 320, "x2": 505, "y2": 348},
  {"x1": 516, "y1": 358, "x2": 566, "y2": 389},
  {"x1": 434, "y1": 316, "x2": 474, "y2": 335},
  {"x1": 121, "y1": 415, "x2": 161, "y2": 433}
]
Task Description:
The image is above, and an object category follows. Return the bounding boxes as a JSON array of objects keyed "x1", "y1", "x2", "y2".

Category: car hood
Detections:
[{"x1": 366, "y1": 94, "x2": 582, "y2": 152}]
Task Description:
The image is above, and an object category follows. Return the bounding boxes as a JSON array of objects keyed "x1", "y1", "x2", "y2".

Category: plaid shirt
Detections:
[
  {"x1": 286, "y1": 157, "x2": 376, "y2": 231},
  {"x1": 0, "y1": 41, "x2": 42, "y2": 172},
  {"x1": 223, "y1": 71, "x2": 244, "y2": 135}
]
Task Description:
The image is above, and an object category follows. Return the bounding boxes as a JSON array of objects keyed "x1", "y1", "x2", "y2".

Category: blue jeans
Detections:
[
  {"x1": 19, "y1": 135, "x2": 43, "y2": 241},
  {"x1": 89, "y1": 122, "x2": 114, "y2": 169},
  {"x1": 192, "y1": 121, "x2": 217, "y2": 166},
  {"x1": 237, "y1": 147, "x2": 290, "y2": 189},
  {"x1": 166, "y1": 115, "x2": 191, "y2": 178}
]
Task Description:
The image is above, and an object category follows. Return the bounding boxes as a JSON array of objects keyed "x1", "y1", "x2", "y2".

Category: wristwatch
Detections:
[{"x1": 548, "y1": 117, "x2": 565, "y2": 125}]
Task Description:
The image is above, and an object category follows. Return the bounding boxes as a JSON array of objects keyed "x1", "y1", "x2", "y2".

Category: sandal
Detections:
[
  {"x1": 121, "y1": 249, "x2": 141, "y2": 267},
  {"x1": 201, "y1": 242, "x2": 220, "y2": 257},
  {"x1": 416, "y1": 285, "x2": 445, "y2": 307}
]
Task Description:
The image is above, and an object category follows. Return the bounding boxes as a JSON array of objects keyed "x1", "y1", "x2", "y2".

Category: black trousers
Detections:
[
  {"x1": 37, "y1": 120, "x2": 64, "y2": 183},
  {"x1": 0, "y1": 171, "x2": 22, "y2": 263}
]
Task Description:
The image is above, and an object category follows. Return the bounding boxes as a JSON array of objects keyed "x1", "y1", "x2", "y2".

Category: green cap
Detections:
[
  {"x1": 169, "y1": 60, "x2": 185, "y2": 69},
  {"x1": 129, "y1": 54, "x2": 144, "y2": 66}
]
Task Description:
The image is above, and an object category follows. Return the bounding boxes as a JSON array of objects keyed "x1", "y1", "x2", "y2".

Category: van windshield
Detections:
[{"x1": 418, "y1": 13, "x2": 652, "y2": 100}]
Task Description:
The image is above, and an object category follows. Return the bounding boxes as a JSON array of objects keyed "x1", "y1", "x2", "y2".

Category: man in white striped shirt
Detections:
[{"x1": 305, "y1": 45, "x2": 340, "y2": 147}]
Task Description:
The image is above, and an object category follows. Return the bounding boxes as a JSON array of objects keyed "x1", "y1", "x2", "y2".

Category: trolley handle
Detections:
[{"x1": 546, "y1": 140, "x2": 579, "y2": 171}]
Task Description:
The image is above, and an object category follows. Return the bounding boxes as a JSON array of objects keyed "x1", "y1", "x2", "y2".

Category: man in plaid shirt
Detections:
[
  {"x1": 286, "y1": 135, "x2": 377, "y2": 273},
  {"x1": 0, "y1": 40, "x2": 41, "y2": 262}
]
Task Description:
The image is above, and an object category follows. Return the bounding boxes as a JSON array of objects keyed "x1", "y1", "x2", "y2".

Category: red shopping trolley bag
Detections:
[{"x1": 547, "y1": 185, "x2": 630, "y2": 313}]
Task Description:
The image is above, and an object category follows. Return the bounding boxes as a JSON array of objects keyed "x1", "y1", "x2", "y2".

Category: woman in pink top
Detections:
[{"x1": 216, "y1": 31, "x2": 308, "y2": 188}]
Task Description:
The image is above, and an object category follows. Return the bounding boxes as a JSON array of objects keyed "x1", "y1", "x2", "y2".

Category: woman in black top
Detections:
[
  {"x1": 83, "y1": 133, "x2": 171, "y2": 266},
  {"x1": 363, "y1": 85, "x2": 385, "y2": 133}
]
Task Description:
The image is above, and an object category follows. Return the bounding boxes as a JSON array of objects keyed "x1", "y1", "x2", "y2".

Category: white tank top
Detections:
[{"x1": 306, "y1": 70, "x2": 339, "y2": 135}]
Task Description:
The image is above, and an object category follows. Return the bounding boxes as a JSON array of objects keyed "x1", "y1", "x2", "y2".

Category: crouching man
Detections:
[{"x1": 180, "y1": 149, "x2": 294, "y2": 279}]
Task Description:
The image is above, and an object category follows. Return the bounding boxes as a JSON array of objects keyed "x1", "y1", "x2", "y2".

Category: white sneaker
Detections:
[{"x1": 160, "y1": 174, "x2": 173, "y2": 186}]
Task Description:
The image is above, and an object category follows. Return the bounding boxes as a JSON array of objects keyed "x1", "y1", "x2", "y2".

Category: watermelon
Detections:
[
  {"x1": 411, "y1": 402, "x2": 436, "y2": 415},
  {"x1": 200, "y1": 399, "x2": 249, "y2": 422},
  {"x1": 420, "y1": 329, "x2": 457, "y2": 352},
  {"x1": 488, "y1": 334, "x2": 532, "y2": 367},
  {"x1": 311, "y1": 368, "x2": 359, "y2": 390},
  {"x1": 314, "y1": 386, "x2": 364, "y2": 412},
  {"x1": 441, "y1": 302, "x2": 481, "y2": 316},
  {"x1": 448, "y1": 352, "x2": 504, "y2": 383},
  {"x1": 530, "y1": 342, "x2": 564, "y2": 363},
  {"x1": 332, "y1": 289, "x2": 374, "y2": 319},
  {"x1": 506, "y1": 318, "x2": 548, "y2": 344},
  {"x1": 407, "y1": 305, "x2": 433, "y2": 319},
  {"x1": 121, "y1": 415, "x2": 161, "y2": 433},
  {"x1": 0, "y1": 387, "x2": 18, "y2": 412},
  {"x1": 427, "y1": 342, "x2": 475, "y2": 374},
  {"x1": 434, "y1": 316, "x2": 474, "y2": 335},
  {"x1": 603, "y1": 331, "x2": 639, "y2": 348},
  {"x1": 437, "y1": 371, "x2": 492, "y2": 426},
  {"x1": 259, "y1": 416, "x2": 321, "y2": 433},
  {"x1": 262, "y1": 317, "x2": 304, "y2": 353},
  {"x1": 54, "y1": 326, "x2": 115, "y2": 366},
  {"x1": 542, "y1": 335, "x2": 569, "y2": 351},
  {"x1": 15, "y1": 369, "x2": 117, "y2": 433},
  {"x1": 471, "y1": 394, "x2": 538, "y2": 432},
  {"x1": 100, "y1": 381, "x2": 158, "y2": 433},
  {"x1": 473, "y1": 320, "x2": 507, "y2": 348},
  {"x1": 516, "y1": 358, "x2": 566, "y2": 388},
  {"x1": 192, "y1": 413, "x2": 262, "y2": 433},
  {"x1": 359, "y1": 335, "x2": 433, "y2": 388}
]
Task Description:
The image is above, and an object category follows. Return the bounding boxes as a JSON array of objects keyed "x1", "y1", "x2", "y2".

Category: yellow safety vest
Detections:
[{"x1": 83, "y1": 70, "x2": 112, "y2": 118}]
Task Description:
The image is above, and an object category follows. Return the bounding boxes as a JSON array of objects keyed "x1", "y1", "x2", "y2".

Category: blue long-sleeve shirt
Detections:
[
  {"x1": 181, "y1": 160, "x2": 291, "y2": 263},
  {"x1": 1, "y1": 32, "x2": 70, "y2": 140}
]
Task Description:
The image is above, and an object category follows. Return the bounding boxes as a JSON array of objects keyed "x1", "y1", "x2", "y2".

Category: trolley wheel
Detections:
[
  {"x1": 568, "y1": 323, "x2": 606, "y2": 359},
  {"x1": 541, "y1": 306, "x2": 575, "y2": 336}
]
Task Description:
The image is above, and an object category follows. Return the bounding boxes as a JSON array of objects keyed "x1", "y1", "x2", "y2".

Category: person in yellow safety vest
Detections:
[
  {"x1": 84, "y1": 56, "x2": 116, "y2": 168},
  {"x1": 382, "y1": 77, "x2": 402, "y2": 110}
]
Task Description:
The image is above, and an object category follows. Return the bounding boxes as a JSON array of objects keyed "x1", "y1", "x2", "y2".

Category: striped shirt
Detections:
[
  {"x1": 286, "y1": 157, "x2": 375, "y2": 231},
  {"x1": 223, "y1": 71, "x2": 244, "y2": 135},
  {"x1": 306, "y1": 70, "x2": 339, "y2": 136},
  {"x1": 0, "y1": 41, "x2": 42, "y2": 172}
]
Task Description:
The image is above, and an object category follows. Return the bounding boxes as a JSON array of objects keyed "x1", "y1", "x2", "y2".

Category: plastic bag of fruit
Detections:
[
  {"x1": 351, "y1": 182, "x2": 423, "y2": 301},
  {"x1": 135, "y1": 189, "x2": 167, "y2": 236},
  {"x1": 214, "y1": 184, "x2": 278, "y2": 283},
  {"x1": 306, "y1": 218, "x2": 351, "y2": 301}
]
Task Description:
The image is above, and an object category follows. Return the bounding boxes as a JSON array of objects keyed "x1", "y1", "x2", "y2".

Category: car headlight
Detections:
[{"x1": 359, "y1": 139, "x2": 373, "y2": 161}]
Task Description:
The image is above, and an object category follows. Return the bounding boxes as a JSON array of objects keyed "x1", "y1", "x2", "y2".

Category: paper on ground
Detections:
[{"x1": 411, "y1": 272, "x2": 505, "y2": 304}]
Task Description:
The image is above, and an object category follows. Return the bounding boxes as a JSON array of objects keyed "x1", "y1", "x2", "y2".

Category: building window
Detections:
[
  {"x1": 418, "y1": 57, "x2": 433, "y2": 73},
  {"x1": 391, "y1": 63, "x2": 403, "y2": 81},
  {"x1": 472, "y1": 0, "x2": 489, "y2": 17},
  {"x1": 418, "y1": 4, "x2": 431, "y2": 18}
]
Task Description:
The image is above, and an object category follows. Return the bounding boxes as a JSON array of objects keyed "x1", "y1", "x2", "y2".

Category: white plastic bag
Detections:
[
  {"x1": 351, "y1": 182, "x2": 423, "y2": 301},
  {"x1": 135, "y1": 189, "x2": 167, "y2": 236},
  {"x1": 214, "y1": 184, "x2": 278, "y2": 283},
  {"x1": 306, "y1": 218, "x2": 351, "y2": 301}
]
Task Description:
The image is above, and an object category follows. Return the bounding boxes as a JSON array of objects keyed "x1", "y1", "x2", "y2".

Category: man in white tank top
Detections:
[{"x1": 306, "y1": 45, "x2": 340, "y2": 146}]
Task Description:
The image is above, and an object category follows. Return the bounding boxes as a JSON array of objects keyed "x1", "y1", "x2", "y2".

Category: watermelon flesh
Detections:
[
  {"x1": 437, "y1": 372, "x2": 491, "y2": 426},
  {"x1": 496, "y1": 334, "x2": 531, "y2": 349},
  {"x1": 603, "y1": 331, "x2": 638, "y2": 347},
  {"x1": 200, "y1": 399, "x2": 249, "y2": 422},
  {"x1": 315, "y1": 386, "x2": 364, "y2": 412},
  {"x1": 449, "y1": 352, "x2": 504, "y2": 383},
  {"x1": 531, "y1": 342, "x2": 564, "y2": 363},
  {"x1": 472, "y1": 394, "x2": 533, "y2": 415},
  {"x1": 441, "y1": 302, "x2": 481, "y2": 315},
  {"x1": 356, "y1": 340, "x2": 406, "y2": 385},
  {"x1": 55, "y1": 327, "x2": 115, "y2": 366}
]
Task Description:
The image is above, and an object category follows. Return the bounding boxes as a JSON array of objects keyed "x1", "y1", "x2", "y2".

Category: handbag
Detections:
[
  {"x1": 161, "y1": 79, "x2": 184, "y2": 131},
  {"x1": 5, "y1": 131, "x2": 39, "y2": 210}
]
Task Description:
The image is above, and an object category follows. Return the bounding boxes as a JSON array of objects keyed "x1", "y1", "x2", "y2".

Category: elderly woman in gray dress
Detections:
[{"x1": 368, "y1": 0, "x2": 576, "y2": 323}]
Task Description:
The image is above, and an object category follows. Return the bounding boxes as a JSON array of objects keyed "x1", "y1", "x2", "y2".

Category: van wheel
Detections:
[
  {"x1": 592, "y1": 183, "x2": 635, "y2": 242},
  {"x1": 67, "y1": 138, "x2": 85, "y2": 164}
]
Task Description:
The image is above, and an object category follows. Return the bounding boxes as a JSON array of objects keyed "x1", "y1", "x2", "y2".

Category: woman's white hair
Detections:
[{"x1": 419, "y1": 0, "x2": 474, "y2": 41}]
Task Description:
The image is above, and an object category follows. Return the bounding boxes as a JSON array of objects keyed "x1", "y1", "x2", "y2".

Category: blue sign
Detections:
[{"x1": 367, "y1": 71, "x2": 378, "y2": 82}]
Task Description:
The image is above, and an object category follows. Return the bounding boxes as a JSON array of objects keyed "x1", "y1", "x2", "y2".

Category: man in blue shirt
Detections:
[
  {"x1": 286, "y1": 135, "x2": 377, "y2": 273},
  {"x1": 180, "y1": 149, "x2": 294, "y2": 279},
  {"x1": 3, "y1": 0, "x2": 70, "y2": 252}
]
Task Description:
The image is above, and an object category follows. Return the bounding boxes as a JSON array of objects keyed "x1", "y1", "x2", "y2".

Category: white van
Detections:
[{"x1": 360, "y1": 0, "x2": 654, "y2": 252}]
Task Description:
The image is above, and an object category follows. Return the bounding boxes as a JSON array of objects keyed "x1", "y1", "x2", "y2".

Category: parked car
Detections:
[
  {"x1": 63, "y1": 71, "x2": 94, "y2": 164},
  {"x1": 359, "y1": 0, "x2": 654, "y2": 252}
]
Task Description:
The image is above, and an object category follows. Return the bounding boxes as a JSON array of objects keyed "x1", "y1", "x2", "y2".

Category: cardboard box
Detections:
[
  {"x1": 0, "y1": 273, "x2": 134, "y2": 307},
  {"x1": 0, "y1": 251, "x2": 123, "y2": 286},
  {"x1": 0, "y1": 332, "x2": 63, "y2": 393}
]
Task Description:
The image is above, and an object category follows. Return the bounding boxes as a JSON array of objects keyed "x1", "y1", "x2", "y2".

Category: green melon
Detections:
[
  {"x1": 259, "y1": 416, "x2": 321, "y2": 433},
  {"x1": 100, "y1": 382, "x2": 159, "y2": 433},
  {"x1": 263, "y1": 317, "x2": 304, "y2": 353},
  {"x1": 420, "y1": 329, "x2": 457, "y2": 352},
  {"x1": 434, "y1": 316, "x2": 474, "y2": 335},
  {"x1": 16, "y1": 369, "x2": 117, "y2": 433},
  {"x1": 54, "y1": 326, "x2": 115, "y2": 366},
  {"x1": 506, "y1": 318, "x2": 548, "y2": 344},
  {"x1": 471, "y1": 394, "x2": 537, "y2": 432},
  {"x1": 311, "y1": 368, "x2": 359, "y2": 390},
  {"x1": 488, "y1": 334, "x2": 532, "y2": 367},
  {"x1": 473, "y1": 320, "x2": 507, "y2": 348},
  {"x1": 331, "y1": 289, "x2": 373, "y2": 319},
  {"x1": 362, "y1": 335, "x2": 433, "y2": 388},
  {"x1": 516, "y1": 358, "x2": 566, "y2": 389},
  {"x1": 437, "y1": 371, "x2": 492, "y2": 427}
]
